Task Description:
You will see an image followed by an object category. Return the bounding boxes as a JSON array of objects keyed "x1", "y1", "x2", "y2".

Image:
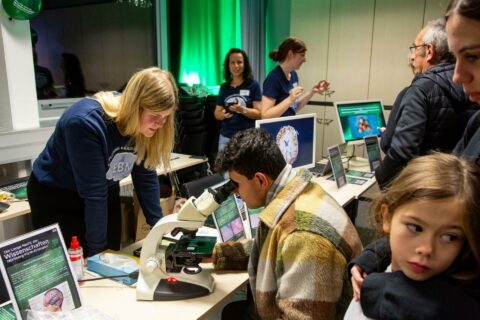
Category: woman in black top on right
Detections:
[{"x1": 350, "y1": 1, "x2": 480, "y2": 319}]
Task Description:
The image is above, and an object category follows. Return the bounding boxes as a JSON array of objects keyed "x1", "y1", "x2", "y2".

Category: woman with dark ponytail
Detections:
[{"x1": 261, "y1": 37, "x2": 330, "y2": 118}]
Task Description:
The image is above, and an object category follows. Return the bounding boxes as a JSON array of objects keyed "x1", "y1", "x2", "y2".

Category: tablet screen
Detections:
[
  {"x1": 212, "y1": 195, "x2": 246, "y2": 242},
  {"x1": 364, "y1": 135, "x2": 381, "y2": 172},
  {"x1": 0, "y1": 273, "x2": 16, "y2": 319},
  {"x1": 327, "y1": 145, "x2": 347, "y2": 189}
]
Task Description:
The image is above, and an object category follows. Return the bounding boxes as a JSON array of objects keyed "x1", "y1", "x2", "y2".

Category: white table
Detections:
[
  {"x1": 80, "y1": 269, "x2": 248, "y2": 320},
  {"x1": 313, "y1": 162, "x2": 377, "y2": 222},
  {"x1": 314, "y1": 169, "x2": 377, "y2": 208},
  {"x1": 80, "y1": 240, "x2": 249, "y2": 320},
  {"x1": 0, "y1": 201, "x2": 30, "y2": 223}
]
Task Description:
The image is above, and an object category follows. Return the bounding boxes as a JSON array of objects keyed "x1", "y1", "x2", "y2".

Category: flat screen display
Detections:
[
  {"x1": 212, "y1": 194, "x2": 246, "y2": 242},
  {"x1": 256, "y1": 114, "x2": 316, "y2": 169},
  {"x1": 327, "y1": 145, "x2": 347, "y2": 189},
  {"x1": 334, "y1": 100, "x2": 386, "y2": 143},
  {"x1": 364, "y1": 135, "x2": 382, "y2": 172}
]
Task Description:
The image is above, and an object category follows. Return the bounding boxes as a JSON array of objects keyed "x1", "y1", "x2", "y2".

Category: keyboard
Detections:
[
  {"x1": 309, "y1": 162, "x2": 330, "y2": 176},
  {"x1": 0, "y1": 177, "x2": 29, "y2": 200}
]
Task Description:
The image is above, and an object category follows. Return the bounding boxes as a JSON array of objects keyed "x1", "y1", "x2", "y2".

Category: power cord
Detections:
[{"x1": 78, "y1": 270, "x2": 139, "y2": 283}]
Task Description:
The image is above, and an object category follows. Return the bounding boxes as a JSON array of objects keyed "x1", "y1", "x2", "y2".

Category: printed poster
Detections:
[{"x1": 0, "y1": 224, "x2": 82, "y2": 319}]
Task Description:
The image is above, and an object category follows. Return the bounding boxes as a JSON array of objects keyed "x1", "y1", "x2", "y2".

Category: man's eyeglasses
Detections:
[{"x1": 409, "y1": 44, "x2": 427, "y2": 53}]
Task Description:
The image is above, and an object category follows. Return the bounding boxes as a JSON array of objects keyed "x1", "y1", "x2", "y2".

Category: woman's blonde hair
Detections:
[
  {"x1": 95, "y1": 67, "x2": 178, "y2": 170},
  {"x1": 371, "y1": 152, "x2": 480, "y2": 281}
]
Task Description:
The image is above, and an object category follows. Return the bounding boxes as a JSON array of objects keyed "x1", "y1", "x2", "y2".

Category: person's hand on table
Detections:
[{"x1": 212, "y1": 241, "x2": 249, "y2": 271}]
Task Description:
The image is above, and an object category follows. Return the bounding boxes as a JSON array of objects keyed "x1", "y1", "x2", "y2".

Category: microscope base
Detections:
[{"x1": 153, "y1": 278, "x2": 210, "y2": 301}]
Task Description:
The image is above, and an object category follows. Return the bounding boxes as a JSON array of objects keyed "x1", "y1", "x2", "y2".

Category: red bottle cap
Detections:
[{"x1": 70, "y1": 236, "x2": 80, "y2": 249}]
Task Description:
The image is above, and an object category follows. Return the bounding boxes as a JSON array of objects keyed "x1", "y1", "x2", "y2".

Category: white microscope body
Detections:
[{"x1": 136, "y1": 180, "x2": 236, "y2": 301}]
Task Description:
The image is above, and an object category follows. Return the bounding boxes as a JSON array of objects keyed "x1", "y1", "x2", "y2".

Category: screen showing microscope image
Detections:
[
  {"x1": 334, "y1": 100, "x2": 386, "y2": 143},
  {"x1": 212, "y1": 195, "x2": 246, "y2": 242}
]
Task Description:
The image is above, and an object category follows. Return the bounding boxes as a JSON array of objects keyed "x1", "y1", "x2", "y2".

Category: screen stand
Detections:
[
  {"x1": 345, "y1": 142, "x2": 369, "y2": 167},
  {"x1": 349, "y1": 156, "x2": 369, "y2": 167}
]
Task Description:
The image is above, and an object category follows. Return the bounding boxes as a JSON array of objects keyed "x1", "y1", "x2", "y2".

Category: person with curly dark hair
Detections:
[{"x1": 214, "y1": 128, "x2": 361, "y2": 319}]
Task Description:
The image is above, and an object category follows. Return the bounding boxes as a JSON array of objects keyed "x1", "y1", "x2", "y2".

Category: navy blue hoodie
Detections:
[{"x1": 33, "y1": 97, "x2": 161, "y2": 254}]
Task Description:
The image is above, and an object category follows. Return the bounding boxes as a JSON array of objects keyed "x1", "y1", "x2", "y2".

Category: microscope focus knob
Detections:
[{"x1": 145, "y1": 258, "x2": 159, "y2": 273}]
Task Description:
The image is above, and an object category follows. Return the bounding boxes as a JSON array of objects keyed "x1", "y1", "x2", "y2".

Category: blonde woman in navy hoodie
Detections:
[{"x1": 27, "y1": 67, "x2": 178, "y2": 256}]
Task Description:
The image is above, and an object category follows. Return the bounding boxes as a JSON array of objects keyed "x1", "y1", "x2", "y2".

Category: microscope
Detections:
[{"x1": 136, "y1": 179, "x2": 237, "y2": 301}]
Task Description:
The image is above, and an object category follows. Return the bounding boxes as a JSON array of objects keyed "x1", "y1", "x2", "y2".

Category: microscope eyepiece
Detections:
[{"x1": 212, "y1": 179, "x2": 237, "y2": 204}]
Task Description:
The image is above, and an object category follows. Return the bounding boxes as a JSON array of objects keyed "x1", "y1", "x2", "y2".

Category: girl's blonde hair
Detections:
[
  {"x1": 95, "y1": 67, "x2": 178, "y2": 170},
  {"x1": 372, "y1": 152, "x2": 480, "y2": 281}
]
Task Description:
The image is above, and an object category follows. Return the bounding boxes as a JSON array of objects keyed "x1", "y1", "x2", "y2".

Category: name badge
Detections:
[{"x1": 240, "y1": 90, "x2": 250, "y2": 96}]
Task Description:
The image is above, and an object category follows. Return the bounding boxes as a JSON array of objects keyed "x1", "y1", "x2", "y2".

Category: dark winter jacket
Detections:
[{"x1": 376, "y1": 63, "x2": 477, "y2": 188}]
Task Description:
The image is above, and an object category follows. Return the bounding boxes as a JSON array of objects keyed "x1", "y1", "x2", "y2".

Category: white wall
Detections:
[{"x1": 292, "y1": 0, "x2": 450, "y2": 158}]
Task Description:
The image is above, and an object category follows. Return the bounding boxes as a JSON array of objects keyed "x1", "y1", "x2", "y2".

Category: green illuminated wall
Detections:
[
  {"x1": 179, "y1": 0, "x2": 241, "y2": 88},
  {"x1": 265, "y1": 0, "x2": 291, "y2": 75}
]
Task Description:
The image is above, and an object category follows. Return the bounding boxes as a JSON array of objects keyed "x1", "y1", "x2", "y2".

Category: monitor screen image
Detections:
[
  {"x1": 256, "y1": 113, "x2": 316, "y2": 169},
  {"x1": 334, "y1": 100, "x2": 386, "y2": 143},
  {"x1": 212, "y1": 194, "x2": 246, "y2": 242}
]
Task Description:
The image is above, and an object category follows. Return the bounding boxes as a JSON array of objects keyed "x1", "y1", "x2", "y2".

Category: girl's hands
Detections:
[{"x1": 351, "y1": 264, "x2": 367, "y2": 301}]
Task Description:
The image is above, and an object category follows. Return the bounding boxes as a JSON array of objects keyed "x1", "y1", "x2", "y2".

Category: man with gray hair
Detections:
[{"x1": 375, "y1": 17, "x2": 476, "y2": 188}]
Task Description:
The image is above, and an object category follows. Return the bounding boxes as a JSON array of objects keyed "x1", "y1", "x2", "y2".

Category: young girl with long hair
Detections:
[{"x1": 346, "y1": 153, "x2": 480, "y2": 319}]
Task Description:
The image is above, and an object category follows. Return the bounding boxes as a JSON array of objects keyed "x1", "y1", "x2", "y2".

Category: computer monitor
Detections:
[
  {"x1": 334, "y1": 100, "x2": 386, "y2": 144},
  {"x1": 256, "y1": 113, "x2": 316, "y2": 169}
]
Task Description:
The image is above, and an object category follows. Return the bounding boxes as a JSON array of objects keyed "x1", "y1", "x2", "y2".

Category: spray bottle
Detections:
[{"x1": 68, "y1": 236, "x2": 84, "y2": 280}]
